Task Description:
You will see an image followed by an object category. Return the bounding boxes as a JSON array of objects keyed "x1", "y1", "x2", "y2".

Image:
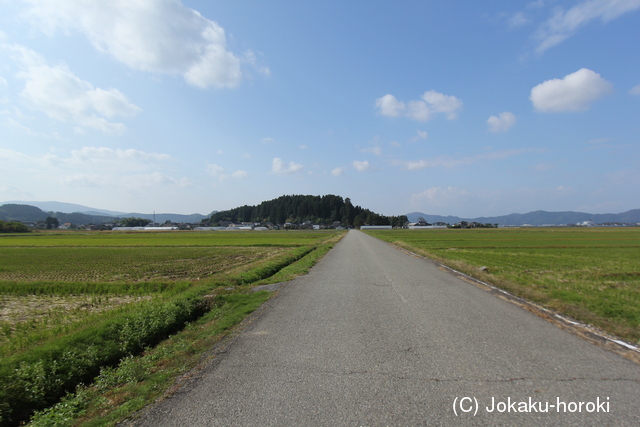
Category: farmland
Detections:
[
  {"x1": 0, "y1": 229, "x2": 343, "y2": 426},
  {"x1": 0, "y1": 246, "x2": 280, "y2": 283},
  {"x1": 365, "y1": 227, "x2": 640, "y2": 345}
]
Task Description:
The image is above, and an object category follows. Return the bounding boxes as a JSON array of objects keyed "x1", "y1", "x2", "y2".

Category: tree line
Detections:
[
  {"x1": 206, "y1": 195, "x2": 408, "y2": 228},
  {"x1": 0, "y1": 220, "x2": 31, "y2": 233}
]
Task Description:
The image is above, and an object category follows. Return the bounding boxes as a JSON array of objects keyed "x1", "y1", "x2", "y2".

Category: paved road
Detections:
[{"x1": 134, "y1": 230, "x2": 640, "y2": 426}]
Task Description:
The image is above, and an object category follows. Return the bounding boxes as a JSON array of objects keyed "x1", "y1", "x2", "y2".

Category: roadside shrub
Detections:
[
  {"x1": 238, "y1": 246, "x2": 313, "y2": 284},
  {"x1": 0, "y1": 295, "x2": 207, "y2": 426},
  {"x1": 0, "y1": 221, "x2": 30, "y2": 233},
  {"x1": 27, "y1": 387, "x2": 90, "y2": 427}
]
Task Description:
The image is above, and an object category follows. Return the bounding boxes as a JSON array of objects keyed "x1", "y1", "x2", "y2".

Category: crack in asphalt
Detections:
[{"x1": 250, "y1": 362, "x2": 640, "y2": 384}]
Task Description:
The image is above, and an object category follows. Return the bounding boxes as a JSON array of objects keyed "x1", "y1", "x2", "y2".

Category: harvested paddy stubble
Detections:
[
  {"x1": 0, "y1": 246, "x2": 281, "y2": 282},
  {"x1": 0, "y1": 230, "x2": 342, "y2": 426}
]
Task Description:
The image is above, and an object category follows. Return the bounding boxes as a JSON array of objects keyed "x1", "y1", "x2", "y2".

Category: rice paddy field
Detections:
[
  {"x1": 0, "y1": 229, "x2": 343, "y2": 426},
  {"x1": 0, "y1": 230, "x2": 340, "y2": 351},
  {"x1": 365, "y1": 227, "x2": 640, "y2": 345}
]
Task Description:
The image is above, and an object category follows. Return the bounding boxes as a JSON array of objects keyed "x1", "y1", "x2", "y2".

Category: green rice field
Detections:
[
  {"x1": 0, "y1": 229, "x2": 329, "y2": 247},
  {"x1": 0, "y1": 230, "x2": 340, "y2": 348},
  {"x1": 365, "y1": 227, "x2": 640, "y2": 344},
  {"x1": 0, "y1": 229, "x2": 343, "y2": 426}
]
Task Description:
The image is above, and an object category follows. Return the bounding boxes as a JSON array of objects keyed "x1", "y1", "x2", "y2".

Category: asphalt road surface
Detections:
[{"x1": 133, "y1": 230, "x2": 640, "y2": 426}]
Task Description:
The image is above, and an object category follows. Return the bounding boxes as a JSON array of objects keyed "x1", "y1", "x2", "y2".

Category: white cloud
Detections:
[
  {"x1": 0, "y1": 146, "x2": 189, "y2": 192},
  {"x1": 528, "y1": 0, "x2": 546, "y2": 9},
  {"x1": 421, "y1": 90, "x2": 463, "y2": 119},
  {"x1": 406, "y1": 100, "x2": 431, "y2": 121},
  {"x1": 630, "y1": 84, "x2": 640, "y2": 95},
  {"x1": 118, "y1": 172, "x2": 193, "y2": 190},
  {"x1": 405, "y1": 160, "x2": 429, "y2": 170},
  {"x1": 69, "y1": 147, "x2": 169, "y2": 164},
  {"x1": 60, "y1": 173, "x2": 105, "y2": 188},
  {"x1": 0, "y1": 183, "x2": 32, "y2": 199},
  {"x1": 6, "y1": 44, "x2": 140, "y2": 134},
  {"x1": 206, "y1": 164, "x2": 226, "y2": 181},
  {"x1": 586, "y1": 137, "x2": 613, "y2": 144},
  {"x1": 533, "y1": 163, "x2": 553, "y2": 172},
  {"x1": 352, "y1": 160, "x2": 371, "y2": 172},
  {"x1": 399, "y1": 149, "x2": 532, "y2": 170},
  {"x1": 331, "y1": 167, "x2": 346, "y2": 176},
  {"x1": 533, "y1": 0, "x2": 640, "y2": 53},
  {"x1": 361, "y1": 146, "x2": 382, "y2": 156},
  {"x1": 242, "y1": 50, "x2": 270, "y2": 77},
  {"x1": 487, "y1": 112, "x2": 517, "y2": 133},
  {"x1": 207, "y1": 163, "x2": 248, "y2": 181},
  {"x1": 4, "y1": 117, "x2": 67, "y2": 141},
  {"x1": 508, "y1": 12, "x2": 529, "y2": 28},
  {"x1": 375, "y1": 91, "x2": 462, "y2": 121},
  {"x1": 375, "y1": 94, "x2": 405, "y2": 117},
  {"x1": 62, "y1": 171, "x2": 193, "y2": 190},
  {"x1": 31, "y1": 146, "x2": 174, "y2": 175},
  {"x1": 21, "y1": 0, "x2": 249, "y2": 88},
  {"x1": 231, "y1": 170, "x2": 248, "y2": 179},
  {"x1": 70, "y1": 147, "x2": 171, "y2": 163},
  {"x1": 410, "y1": 130, "x2": 428, "y2": 142},
  {"x1": 0, "y1": 147, "x2": 29, "y2": 161},
  {"x1": 0, "y1": 147, "x2": 204, "y2": 212},
  {"x1": 530, "y1": 68, "x2": 613, "y2": 112},
  {"x1": 400, "y1": 156, "x2": 471, "y2": 171},
  {"x1": 272, "y1": 157, "x2": 303, "y2": 174},
  {"x1": 410, "y1": 186, "x2": 469, "y2": 207}
]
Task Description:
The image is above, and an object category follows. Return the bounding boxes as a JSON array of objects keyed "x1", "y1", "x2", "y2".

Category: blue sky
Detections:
[{"x1": 0, "y1": 0, "x2": 638, "y2": 217}]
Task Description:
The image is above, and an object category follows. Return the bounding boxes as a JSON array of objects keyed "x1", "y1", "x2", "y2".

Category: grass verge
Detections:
[
  {"x1": 28, "y1": 291, "x2": 271, "y2": 427},
  {"x1": 366, "y1": 228, "x2": 639, "y2": 345},
  {"x1": 21, "y1": 235, "x2": 343, "y2": 426}
]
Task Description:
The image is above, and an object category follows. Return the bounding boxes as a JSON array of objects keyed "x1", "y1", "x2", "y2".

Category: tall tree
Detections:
[
  {"x1": 45, "y1": 216, "x2": 59, "y2": 229},
  {"x1": 121, "y1": 217, "x2": 151, "y2": 227}
]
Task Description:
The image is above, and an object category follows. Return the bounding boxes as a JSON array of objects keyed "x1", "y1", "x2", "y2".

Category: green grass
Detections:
[
  {"x1": 0, "y1": 229, "x2": 337, "y2": 247},
  {"x1": 22, "y1": 234, "x2": 345, "y2": 426},
  {"x1": 365, "y1": 227, "x2": 640, "y2": 344},
  {"x1": 0, "y1": 229, "x2": 344, "y2": 426},
  {"x1": 28, "y1": 291, "x2": 274, "y2": 427}
]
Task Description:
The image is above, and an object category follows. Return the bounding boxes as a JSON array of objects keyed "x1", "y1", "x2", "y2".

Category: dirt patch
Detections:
[{"x1": 0, "y1": 294, "x2": 152, "y2": 327}]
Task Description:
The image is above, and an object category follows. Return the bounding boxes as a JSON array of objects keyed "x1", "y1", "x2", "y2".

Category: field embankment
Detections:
[
  {"x1": 365, "y1": 228, "x2": 640, "y2": 345},
  {"x1": 0, "y1": 230, "x2": 344, "y2": 426}
]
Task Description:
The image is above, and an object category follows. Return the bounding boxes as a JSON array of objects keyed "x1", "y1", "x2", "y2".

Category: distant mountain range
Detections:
[
  {"x1": 0, "y1": 201, "x2": 212, "y2": 224},
  {"x1": 5, "y1": 201, "x2": 131, "y2": 217},
  {"x1": 406, "y1": 209, "x2": 640, "y2": 226},
  {"x1": 2, "y1": 200, "x2": 638, "y2": 226}
]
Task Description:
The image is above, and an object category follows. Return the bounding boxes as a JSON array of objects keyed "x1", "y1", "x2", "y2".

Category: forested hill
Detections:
[{"x1": 206, "y1": 195, "x2": 405, "y2": 227}]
